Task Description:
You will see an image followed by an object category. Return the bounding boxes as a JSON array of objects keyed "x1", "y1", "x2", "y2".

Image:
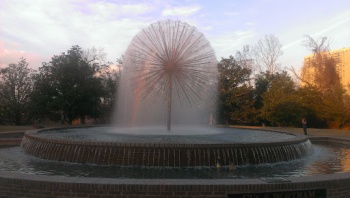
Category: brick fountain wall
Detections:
[
  {"x1": 1, "y1": 129, "x2": 350, "y2": 197},
  {"x1": 20, "y1": 128, "x2": 312, "y2": 166},
  {"x1": 0, "y1": 171, "x2": 349, "y2": 198}
]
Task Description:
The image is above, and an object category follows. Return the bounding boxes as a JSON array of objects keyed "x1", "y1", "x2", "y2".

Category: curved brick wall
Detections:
[
  {"x1": 20, "y1": 128, "x2": 312, "y2": 167},
  {"x1": 0, "y1": 171, "x2": 349, "y2": 198},
  {"x1": 1, "y1": 133, "x2": 349, "y2": 197}
]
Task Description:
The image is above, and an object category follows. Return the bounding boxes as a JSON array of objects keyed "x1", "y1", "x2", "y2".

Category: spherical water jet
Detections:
[{"x1": 117, "y1": 20, "x2": 217, "y2": 130}]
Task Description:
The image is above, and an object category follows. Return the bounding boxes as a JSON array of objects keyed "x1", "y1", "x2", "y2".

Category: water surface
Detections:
[{"x1": 36, "y1": 126, "x2": 295, "y2": 144}]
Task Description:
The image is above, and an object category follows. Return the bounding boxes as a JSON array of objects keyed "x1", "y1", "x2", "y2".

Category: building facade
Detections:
[{"x1": 301, "y1": 47, "x2": 350, "y2": 93}]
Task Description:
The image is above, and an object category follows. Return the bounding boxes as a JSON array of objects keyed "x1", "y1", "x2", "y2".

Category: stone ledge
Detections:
[
  {"x1": 21, "y1": 127, "x2": 312, "y2": 166},
  {"x1": 1, "y1": 170, "x2": 349, "y2": 186},
  {"x1": 309, "y1": 136, "x2": 350, "y2": 145},
  {"x1": 1, "y1": 135, "x2": 350, "y2": 197},
  {"x1": 0, "y1": 138, "x2": 22, "y2": 145},
  {"x1": 0, "y1": 171, "x2": 349, "y2": 197}
]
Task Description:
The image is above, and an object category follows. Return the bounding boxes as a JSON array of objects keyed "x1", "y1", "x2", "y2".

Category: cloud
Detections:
[
  {"x1": 86, "y1": 1, "x2": 154, "y2": 18},
  {"x1": 1, "y1": 0, "x2": 349, "y2": 72},
  {"x1": 311, "y1": 12, "x2": 350, "y2": 38},
  {"x1": 162, "y1": 6, "x2": 201, "y2": 17},
  {"x1": 209, "y1": 30, "x2": 255, "y2": 59},
  {"x1": 281, "y1": 38, "x2": 304, "y2": 51},
  {"x1": 201, "y1": 26, "x2": 213, "y2": 31},
  {"x1": 0, "y1": 40, "x2": 46, "y2": 69},
  {"x1": 281, "y1": 12, "x2": 350, "y2": 51},
  {"x1": 223, "y1": 12, "x2": 239, "y2": 16},
  {"x1": 0, "y1": 0, "x2": 152, "y2": 68}
]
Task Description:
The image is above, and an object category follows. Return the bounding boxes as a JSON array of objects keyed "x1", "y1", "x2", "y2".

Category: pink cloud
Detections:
[{"x1": 0, "y1": 40, "x2": 48, "y2": 70}]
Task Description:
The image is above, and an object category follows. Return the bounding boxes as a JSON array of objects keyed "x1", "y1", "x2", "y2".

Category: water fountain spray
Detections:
[{"x1": 124, "y1": 20, "x2": 217, "y2": 130}]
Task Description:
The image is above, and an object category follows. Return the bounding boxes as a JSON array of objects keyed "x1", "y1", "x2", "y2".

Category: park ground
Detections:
[{"x1": 233, "y1": 125, "x2": 350, "y2": 139}]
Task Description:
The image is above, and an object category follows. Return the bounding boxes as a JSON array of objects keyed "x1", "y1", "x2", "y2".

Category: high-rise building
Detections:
[{"x1": 301, "y1": 47, "x2": 350, "y2": 93}]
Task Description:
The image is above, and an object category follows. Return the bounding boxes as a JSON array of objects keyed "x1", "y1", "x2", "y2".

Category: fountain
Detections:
[
  {"x1": 20, "y1": 20, "x2": 312, "y2": 167},
  {"x1": 20, "y1": 126, "x2": 312, "y2": 167},
  {"x1": 1, "y1": 20, "x2": 349, "y2": 197},
  {"x1": 116, "y1": 20, "x2": 217, "y2": 130}
]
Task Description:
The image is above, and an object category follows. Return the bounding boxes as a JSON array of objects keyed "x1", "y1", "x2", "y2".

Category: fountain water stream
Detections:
[{"x1": 116, "y1": 20, "x2": 217, "y2": 130}]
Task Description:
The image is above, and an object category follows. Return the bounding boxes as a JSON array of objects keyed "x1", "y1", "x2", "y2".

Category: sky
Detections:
[{"x1": 1, "y1": 0, "x2": 349, "y2": 74}]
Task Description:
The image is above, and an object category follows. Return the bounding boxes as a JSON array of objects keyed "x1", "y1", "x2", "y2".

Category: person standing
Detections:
[{"x1": 302, "y1": 117, "x2": 307, "y2": 135}]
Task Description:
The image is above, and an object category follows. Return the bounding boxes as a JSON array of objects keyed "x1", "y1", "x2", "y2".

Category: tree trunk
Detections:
[{"x1": 80, "y1": 115, "x2": 86, "y2": 124}]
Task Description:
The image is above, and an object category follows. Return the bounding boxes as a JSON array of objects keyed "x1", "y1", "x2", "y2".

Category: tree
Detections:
[
  {"x1": 260, "y1": 71, "x2": 304, "y2": 126},
  {"x1": 95, "y1": 63, "x2": 120, "y2": 124},
  {"x1": 301, "y1": 35, "x2": 341, "y2": 93},
  {"x1": 235, "y1": 45, "x2": 254, "y2": 70},
  {"x1": 217, "y1": 56, "x2": 257, "y2": 125},
  {"x1": 30, "y1": 46, "x2": 106, "y2": 124},
  {"x1": 299, "y1": 87, "x2": 347, "y2": 130},
  {"x1": 253, "y1": 34, "x2": 283, "y2": 74},
  {"x1": 344, "y1": 94, "x2": 350, "y2": 127},
  {"x1": 321, "y1": 88, "x2": 349, "y2": 129},
  {"x1": 253, "y1": 72, "x2": 274, "y2": 124},
  {"x1": 82, "y1": 47, "x2": 107, "y2": 66},
  {"x1": 298, "y1": 35, "x2": 348, "y2": 128},
  {"x1": 235, "y1": 45, "x2": 255, "y2": 86},
  {"x1": 297, "y1": 87, "x2": 326, "y2": 128},
  {"x1": 297, "y1": 83, "x2": 350, "y2": 129},
  {"x1": 303, "y1": 35, "x2": 330, "y2": 55},
  {"x1": 0, "y1": 58, "x2": 35, "y2": 125}
]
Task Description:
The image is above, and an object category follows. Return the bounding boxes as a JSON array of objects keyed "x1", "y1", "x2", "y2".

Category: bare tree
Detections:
[
  {"x1": 289, "y1": 35, "x2": 332, "y2": 85},
  {"x1": 253, "y1": 34, "x2": 283, "y2": 74},
  {"x1": 294, "y1": 35, "x2": 348, "y2": 129},
  {"x1": 235, "y1": 45, "x2": 254, "y2": 85},
  {"x1": 235, "y1": 45, "x2": 254, "y2": 70},
  {"x1": 295, "y1": 35, "x2": 340, "y2": 92},
  {"x1": 82, "y1": 47, "x2": 107, "y2": 69},
  {"x1": 302, "y1": 35, "x2": 330, "y2": 54}
]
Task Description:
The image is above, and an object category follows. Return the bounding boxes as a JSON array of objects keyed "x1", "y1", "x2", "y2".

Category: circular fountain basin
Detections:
[{"x1": 21, "y1": 126, "x2": 312, "y2": 167}]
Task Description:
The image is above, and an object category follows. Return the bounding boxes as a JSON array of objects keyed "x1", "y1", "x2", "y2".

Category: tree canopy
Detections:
[
  {"x1": 259, "y1": 71, "x2": 304, "y2": 126},
  {"x1": 0, "y1": 58, "x2": 34, "y2": 125},
  {"x1": 30, "y1": 45, "x2": 109, "y2": 124},
  {"x1": 0, "y1": 35, "x2": 349, "y2": 129},
  {"x1": 217, "y1": 56, "x2": 256, "y2": 125}
]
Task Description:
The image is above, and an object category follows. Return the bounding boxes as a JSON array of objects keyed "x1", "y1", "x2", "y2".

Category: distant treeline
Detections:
[{"x1": 1, "y1": 35, "x2": 349, "y2": 129}]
